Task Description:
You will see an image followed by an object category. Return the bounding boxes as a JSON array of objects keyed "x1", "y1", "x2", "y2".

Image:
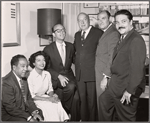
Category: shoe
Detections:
[
  {"x1": 68, "y1": 114, "x2": 71, "y2": 120},
  {"x1": 64, "y1": 119, "x2": 70, "y2": 122}
]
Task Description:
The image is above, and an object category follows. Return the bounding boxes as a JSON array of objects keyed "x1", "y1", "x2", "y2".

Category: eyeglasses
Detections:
[{"x1": 54, "y1": 28, "x2": 66, "y2": 33}]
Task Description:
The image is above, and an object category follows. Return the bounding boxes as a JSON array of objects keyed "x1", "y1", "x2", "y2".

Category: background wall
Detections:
[
  {"x1": 2, "y1": 2, "x2": 62, "y2": 76},
  {"x1": 1, "y1": 1, "x2": 149, "y2": 77},
  {"x1": 1, "y1": 2, "x2": 81, "y2": 77}
]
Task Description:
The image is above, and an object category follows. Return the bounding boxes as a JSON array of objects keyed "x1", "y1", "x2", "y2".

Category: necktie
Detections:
[
  {"x1": 81, "y1": 31, "x2": 86, "y2": 44},
  {"x1": 119, "y1": 35, "x2": 124, "y2": 44},
  {"x1": 116, "y1": 35, "x2": 124, "y2": 50},
  {"x1": 60, "y1": 44, "x2": 65, "y2": 66},
  {"x1": 20, "y1": 79, "x2": 26, "y2": 102}
]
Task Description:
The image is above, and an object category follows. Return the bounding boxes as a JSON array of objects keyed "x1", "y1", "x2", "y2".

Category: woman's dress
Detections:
[{"x1": 28, "y1": 68, "x2": 69, "y2": 121}]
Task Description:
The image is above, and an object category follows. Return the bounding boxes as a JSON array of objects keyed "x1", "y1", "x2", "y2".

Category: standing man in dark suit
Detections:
[
  {"x1": 74, "y1": 12, "x2": 103, "y2": 121},
  {"x1": 2, "y1": 55, "x2": 43, "y2": 121},
  {"x1": 99, "y1": 9, "x2": 146, "y2": 121},
  {"x1": 43, "y1": 24, "x2": 80, "y2": 121},
  {"x1": 95, "y1": 10, "x2": 120, "y2": 119}
]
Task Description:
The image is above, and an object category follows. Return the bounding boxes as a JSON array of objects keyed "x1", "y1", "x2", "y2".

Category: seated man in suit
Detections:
[
  {"x1": 2, "y1": 54, "x2": 44, "y2": 121},
  {"x1": 43, "y1": 24, "x2": 80, "y2": 121}
]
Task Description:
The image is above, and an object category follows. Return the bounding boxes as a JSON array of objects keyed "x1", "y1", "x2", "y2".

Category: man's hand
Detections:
[
  {"x1": 58, "y1": 74, "x2": 69, "y2": 87},
  {"x1": 120, "y1": 90, "x2": 131, "y2": 104},
  {"x1": 48, "y1": 96, "x2": 59, "y2": 103},
  {"x1": 53, "y1": 93, "x2": 60, "y2": 102},
  {"x1": 100, "y1": 76, "x2": 108, "y2": 91},
  {"x1": 32, "y1": 111, "x2": 43, "y2": 121},
  {"x1": 48, "y1": 91, "x2": 54, "y2": 97}
]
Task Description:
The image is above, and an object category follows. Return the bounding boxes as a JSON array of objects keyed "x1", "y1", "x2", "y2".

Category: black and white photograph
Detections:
[{"x1": 1, "y1": 1, "x2": 149, "y2": 122}]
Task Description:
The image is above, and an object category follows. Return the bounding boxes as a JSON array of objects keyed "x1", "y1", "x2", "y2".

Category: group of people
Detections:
[{"x1": 2, "y1": 9, "x2": 146, "y2": 122}]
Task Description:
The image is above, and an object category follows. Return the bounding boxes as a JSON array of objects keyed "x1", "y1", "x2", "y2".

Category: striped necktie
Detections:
[
  {"x1": 81, "y1": 31, "x2": 86, "y2": 44},
  {"x1": 116, "y1": 35, "x2": 124, "y2": 50},
  {"x1": 20, "y1": 79, "x2": 26, "y2": 102},
  {"x1": 120, "y1": 35, "x2": 124, "y2": 43}
]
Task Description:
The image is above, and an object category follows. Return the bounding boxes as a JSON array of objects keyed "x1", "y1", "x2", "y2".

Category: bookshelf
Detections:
[
  {"x1": 82, "y1": 2, "x2": 149, "y2": 57},
  {"x1": 98, "y1": 3, "x2": 149, "y2": 30}
]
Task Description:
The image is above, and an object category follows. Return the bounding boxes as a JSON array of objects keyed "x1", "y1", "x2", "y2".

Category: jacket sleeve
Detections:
[
  {"x1": 127, "y1": 38, "x2": 146, "y2": 95},
  {"x1": 43, "y1": 47, "x2": 59, "y2": 80},
  {"x1": 2, "y1": 80, "x2": 30, "y2": 119},
  {"x1": 103, "y1": 31, "x2": 120, "y2": 77}
]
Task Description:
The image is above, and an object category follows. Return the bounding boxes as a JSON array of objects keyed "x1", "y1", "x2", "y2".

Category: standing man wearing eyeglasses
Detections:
[{"x1": 43, "y1": 24, "x2": 80, "y2": 121}]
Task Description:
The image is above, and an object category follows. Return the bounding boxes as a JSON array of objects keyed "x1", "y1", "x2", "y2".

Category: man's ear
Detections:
[
  {"x1": 130, "y1": 20, "x2": 133, "y2": 25},
  {"x1": 52, "y1": 32, "x2": 56, "y2": 37},
  {"x1": 33, "y1": 63, "x2": 36, "y2": 67},
  {"x1": 13, "y1": 65, "x2": 16, "y2": 71}
]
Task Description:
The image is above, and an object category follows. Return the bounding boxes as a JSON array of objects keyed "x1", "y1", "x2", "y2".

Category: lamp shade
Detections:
[{"x1": 37, "y1": 9, "x2": 61, "y2": 36}]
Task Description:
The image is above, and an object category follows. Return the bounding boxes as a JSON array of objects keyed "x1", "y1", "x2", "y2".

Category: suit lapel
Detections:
[
  {"x1": 53, "y1": 42, "x2": 68, "y2": 67},
  {"x1": 11, "y1": 71, "x2": 21, "y2": 90},
  {"x1": 112, "y1": 29, "x2": 135, "y2": 61},
  {"x1": 100, "y1": 24, "x2": 114, "y2": 41},
  {"x1": 64, "y1": 42, "x2": 69, "y2": 67},
  {"x1": 53, "y1": 42, "x2": 64, "y2": 66},
  {"x1": 84, "y1": 26, "x2": 94, "y2": 44},
  {"x1": 11, "y1": 71, "x2": 27, "y2": 102}
]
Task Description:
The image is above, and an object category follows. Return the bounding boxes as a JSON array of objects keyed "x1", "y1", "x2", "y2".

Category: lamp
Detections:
[{"x1": 37, "y1": 9, "x2": 61, "y2": 45}]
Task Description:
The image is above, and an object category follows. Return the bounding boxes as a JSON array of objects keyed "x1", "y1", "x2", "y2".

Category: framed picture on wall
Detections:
[
  {"x1": 39, "y1": 35, "x2": 53, "y2": 46},
  {"x1": 84, "y1": 3, "x2": 99, "y2": 8},
  {"x1": 2, "y1": 2, "x2": 21, "y2": 47}
]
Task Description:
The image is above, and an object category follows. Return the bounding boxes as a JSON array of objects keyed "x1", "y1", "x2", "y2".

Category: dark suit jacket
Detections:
[
  {"x1": 43, "y1": 41, "x2": 76, "y2": 89},
  {"x1": 74, "y1": 26, "x2": 103, "y2": 81},
  {"x1": 109, "y1": 29, "x2": 146, "y2": 98},
  {"x1": 2, "y1": 71, "x2": 39, "y2": 121},
  {"x1": 95, "y1": 24, "x2": 120, "y2": 77}
]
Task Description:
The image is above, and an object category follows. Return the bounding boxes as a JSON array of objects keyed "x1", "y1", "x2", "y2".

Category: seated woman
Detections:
[{"x1": 27, "y1": 51, "x2": 69, "y2": 121}]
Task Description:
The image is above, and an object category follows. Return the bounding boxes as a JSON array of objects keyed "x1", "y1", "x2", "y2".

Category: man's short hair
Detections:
[
  {"x1": 77, "y1": 12, "x2": 90, "y2": 23},
  {"x1": 52, "y1": 23, "x2": 62, "y2": 33},
  {"x1": 98, "y1": 10, "x2": 111, "y2": 18},
  {"x1": 11, "y1": 55, "x2": 26, "y2": 70},
  {"x1": 114, "y1": 9, "x2": 133, "y2": 21}
]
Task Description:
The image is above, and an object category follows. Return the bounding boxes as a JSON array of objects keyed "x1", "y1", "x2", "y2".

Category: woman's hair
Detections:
[{"x1": 29, "y1": 51, "x2": 49, "y2": 68}]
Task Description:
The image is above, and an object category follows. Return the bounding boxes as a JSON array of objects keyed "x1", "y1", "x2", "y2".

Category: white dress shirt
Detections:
[
  {"x1": 81, "y1": 26, "x2": 92, "y2": 39},
  {"x1": 103, "y1": 23, "x2": 112, "y2": 32},
  {"x1": 13, "y1": 71, "x2": 22, "y2": 88},
  {"x1": 27, "y1": 68, "x2": 53, "y2": 98},
  {"x1": 56, "y1": 41, "x2": 66, "y2": 66}
]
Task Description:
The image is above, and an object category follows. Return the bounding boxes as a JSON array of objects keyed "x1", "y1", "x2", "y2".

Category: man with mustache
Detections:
[{"x1": 99, "y1": 9, "x2": 146, "y2": 121}]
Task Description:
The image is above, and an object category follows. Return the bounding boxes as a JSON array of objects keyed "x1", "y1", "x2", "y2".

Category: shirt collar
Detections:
[
  {"x1": 56, "y1": 41, "x2": 66, "y2": 47},
  {"x1": 13, "y1": 71, "x2": 22, "y2": 83},
  {"x1": 122, "y1": 27, "x2": 133, "y2": 39},
  {"x1": 103, "y1": 23, "x2": 112, "y2": 32},
  {"x1": 31, "y1": 68, "x2": 48, "y2": 78},
  {"x1": 81, "y1": 26, "x2": 92, "y2": 35}
]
